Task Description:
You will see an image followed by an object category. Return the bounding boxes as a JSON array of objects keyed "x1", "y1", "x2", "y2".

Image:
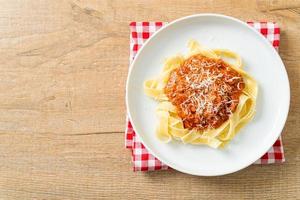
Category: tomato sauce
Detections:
[{"x1": 164, "y1": 54, "x2": 245, "y2": 131}]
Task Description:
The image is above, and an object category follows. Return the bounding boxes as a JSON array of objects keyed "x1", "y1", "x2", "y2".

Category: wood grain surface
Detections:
[{"x1": 0, "y1": 0, "x2": 299, "y2": 199}]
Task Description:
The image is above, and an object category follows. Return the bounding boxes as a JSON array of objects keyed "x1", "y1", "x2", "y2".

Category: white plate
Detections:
[{"x1": 126, "y1": 14, "x2": 290, "y2": 176}]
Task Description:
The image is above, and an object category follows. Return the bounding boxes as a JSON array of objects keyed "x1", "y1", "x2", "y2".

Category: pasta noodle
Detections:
[{"x1": 144, "y1": 40, "x2": 258, "y2": 148}]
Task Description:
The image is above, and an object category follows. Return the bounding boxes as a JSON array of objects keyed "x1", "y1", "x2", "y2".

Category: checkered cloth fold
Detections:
[{"x1": 126, "y1": 21, "x2": 285, "y2": 171}]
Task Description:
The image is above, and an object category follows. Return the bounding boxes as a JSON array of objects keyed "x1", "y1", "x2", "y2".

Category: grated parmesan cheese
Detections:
[{"x1": 165, "y1": 54, "x2": 245, "y2": 131}]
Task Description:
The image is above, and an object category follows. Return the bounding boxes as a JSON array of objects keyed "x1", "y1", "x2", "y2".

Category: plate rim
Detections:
[{"x1": 125, "y1": 13, "x2": 290, "y2": 176}]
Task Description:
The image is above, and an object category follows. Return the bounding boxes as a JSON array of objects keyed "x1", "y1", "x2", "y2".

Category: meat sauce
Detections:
[{"x1": 164, "y1": 54, "x2": 245, "y2": 131}]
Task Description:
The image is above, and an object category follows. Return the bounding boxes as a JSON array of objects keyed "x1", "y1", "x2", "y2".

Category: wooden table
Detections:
[{"x1": 0, "y1": 0, "x2": 299, "y2": 199}]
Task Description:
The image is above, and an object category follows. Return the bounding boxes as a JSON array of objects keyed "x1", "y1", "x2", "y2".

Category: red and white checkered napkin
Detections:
[{"x1": 126, "y1": 22, "x2": 285, "y2": 171}]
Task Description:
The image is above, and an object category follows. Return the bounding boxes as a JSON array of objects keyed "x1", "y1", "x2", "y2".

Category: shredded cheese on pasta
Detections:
[{"x1": 144, "y1": 40, "x2": 258, "y2": 148}]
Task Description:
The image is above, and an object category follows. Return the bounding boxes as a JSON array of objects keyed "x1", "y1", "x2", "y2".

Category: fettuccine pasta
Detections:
[{"x1": 144, "y1": 40, "x2": 257, "y2": 148}]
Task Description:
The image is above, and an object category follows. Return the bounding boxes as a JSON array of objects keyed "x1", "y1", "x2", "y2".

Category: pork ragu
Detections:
[{"x1": 164, "y1": 54, "x2": 245, "y2": 131}]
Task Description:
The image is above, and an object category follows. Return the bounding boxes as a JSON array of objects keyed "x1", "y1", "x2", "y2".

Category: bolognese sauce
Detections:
[{"x1": 164, "y1": 54, "x2": 245, "y2": 131}]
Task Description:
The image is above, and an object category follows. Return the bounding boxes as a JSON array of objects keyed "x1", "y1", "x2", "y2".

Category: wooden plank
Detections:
[
  {"x1": 0, "y1": 0, "x2": 298, "y2": 134},
  {"x1": 0, "y1": 133, "x2": 298, "y2": 199}
]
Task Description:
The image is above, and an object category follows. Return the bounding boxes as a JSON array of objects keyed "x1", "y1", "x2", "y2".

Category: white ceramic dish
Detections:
[{"x1": 126, "y1": 14, "x2": 290, "y2": 176}]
